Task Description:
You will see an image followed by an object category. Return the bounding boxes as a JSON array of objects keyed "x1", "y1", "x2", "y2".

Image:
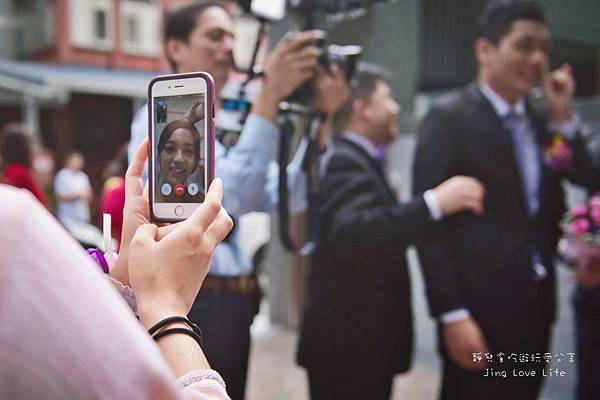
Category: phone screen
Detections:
[{"x1": 153, "y1": 92, "x2": 206, "y2": 205}]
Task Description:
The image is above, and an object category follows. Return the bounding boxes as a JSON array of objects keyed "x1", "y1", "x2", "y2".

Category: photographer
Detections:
[{"x1": 128, "y1": 2, "x2": 348, "y2": 399}]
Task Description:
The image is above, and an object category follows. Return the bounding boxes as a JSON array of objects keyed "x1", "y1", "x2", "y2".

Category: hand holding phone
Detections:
[{"x1": 148, "y1": 72, "x2": 216, "y2": 222}]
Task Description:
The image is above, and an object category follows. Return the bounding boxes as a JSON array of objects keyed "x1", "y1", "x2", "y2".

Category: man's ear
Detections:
[
  {"x1": 352, "y1": 98, "x2": 370, "y2": 122},
  {"x1": 165, "y1": 38, "x2": 187, "y2": 69},
  {"x1": 475, "y1": 37, "x2": 494, "y2": 66}
]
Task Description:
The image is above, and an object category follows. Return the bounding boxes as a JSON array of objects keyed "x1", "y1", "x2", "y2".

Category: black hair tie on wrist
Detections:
[
  {"x1": 148, "y1": 316, "x2": 203, "y2": 347},
  {"x1": 153, "y1": 327, "x2": 204, "y2": 349}
]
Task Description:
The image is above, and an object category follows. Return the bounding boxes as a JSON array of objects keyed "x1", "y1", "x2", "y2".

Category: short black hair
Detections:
[
  {"x1": 0, "y1": 125, "x2": 33, "y2": 169},
  {"x1": 478, "y1": 0, "x2": 547, "y2": 45},
  {"x1": 334, "y1": 62, "x2": 392, "y2": 131},
  {"x1": 163, "y1": 1, "x2": 228, "y2": 72}
]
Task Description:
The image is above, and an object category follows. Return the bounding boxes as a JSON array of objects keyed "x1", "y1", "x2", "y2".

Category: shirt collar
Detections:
[
  {"x1": 478, "y1": 82, "x2": 526, "y2": 119},
  {"x1": 341, "y1": 131, "x2": 378, "y2": 159}
]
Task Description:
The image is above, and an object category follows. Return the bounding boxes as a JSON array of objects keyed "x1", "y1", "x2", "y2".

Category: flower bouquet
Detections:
[{"x1": 560, "y1": 192, "x2": 600, "y2": 287}]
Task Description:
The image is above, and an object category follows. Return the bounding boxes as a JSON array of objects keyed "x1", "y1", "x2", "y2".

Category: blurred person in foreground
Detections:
[
  {"x1": 55, "y1": 150, "x2": 92, "y2": 225},
  {"x1": 297, "y1": 63, "x2": 486, "y2": 400},
  {"x1": 0, "y1": 123, "x2": 48, "y2": 207},
  {"x1": 0, "y1": 139, "x2": 233, "y2": 399},
  {"x1": 412, "y1": 1, "x2": 600, "y2": 399},
  {"x1": 128, "y1": 2, "x2": 348, "y2": 398}
]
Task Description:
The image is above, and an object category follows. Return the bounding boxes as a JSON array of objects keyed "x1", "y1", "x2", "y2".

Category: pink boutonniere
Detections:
[{"x1": 543, "y1": 134, "x2": 572, "y2": 171}]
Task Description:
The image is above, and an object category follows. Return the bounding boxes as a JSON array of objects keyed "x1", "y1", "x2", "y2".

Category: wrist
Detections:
[
  {"x1": 252, "y1": 86, "x2": 281, "y2": 123},
  {"x1": 550, "y1": 105, "x2": 572, "y2": 124},
  {"x1": 424, "y1": 189, "x2": 444, "y2": 221},
  {"x1": 110, "y1": 253, "x2": 129, "y2": 286},
  {"x1": 430, "y1": 188, "x2": 450, "y2": 216},
  {"x1": 138, "y1": 302, "x2": 188, "y2": 330}
]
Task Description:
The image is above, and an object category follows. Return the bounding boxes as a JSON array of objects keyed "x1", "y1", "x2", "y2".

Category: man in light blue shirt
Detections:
[{"x1": 128, "y1": 3, "x2": 347, "y2": 399}]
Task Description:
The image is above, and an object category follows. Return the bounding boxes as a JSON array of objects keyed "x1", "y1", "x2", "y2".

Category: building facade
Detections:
[{"x1": 0, "y1": 0, "x2": 169, "y2": 208}]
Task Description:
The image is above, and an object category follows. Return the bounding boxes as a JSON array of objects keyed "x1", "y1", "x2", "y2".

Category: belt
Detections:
[{"x1": 201, "y1": 275, "x2": 258, "y2": 295}]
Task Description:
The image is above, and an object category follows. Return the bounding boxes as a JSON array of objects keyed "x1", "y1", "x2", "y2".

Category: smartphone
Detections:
[{"x1": 148, "y1": 72, "x2": 215, "y2": 222}]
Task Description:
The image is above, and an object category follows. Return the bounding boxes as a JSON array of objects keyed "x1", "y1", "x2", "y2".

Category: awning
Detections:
[{"x1": 0, "y1": 59, "x2": 160, "y2": 103}]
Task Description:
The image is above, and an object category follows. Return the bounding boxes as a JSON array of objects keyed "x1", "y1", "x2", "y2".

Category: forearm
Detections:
[
  {"x1": 417, "y1": 234, "x2": 466, "y2": 317},
  {"x1": 251, "y1": 87, "x2": 280, "y2": 123},
  {"x1": 108, "y1": 260, "x2": 212, "y2": 378},
  {"x1": 138, "y1": 305, "x2": 211, "y2": 378},
  {"x1": 329, "y1": 197, "x2": 434, "y2": 259},
  {"x1": 566, "y1": 133, "x2": 600, "y2": 192},
  {"x1": 219, "y1": 115, "x2": 280, "y2": 216}
]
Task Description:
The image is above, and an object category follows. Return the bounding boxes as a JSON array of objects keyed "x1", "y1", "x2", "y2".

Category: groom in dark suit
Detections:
[
  {"x1": 412, "y1": 1, "x2": 600, "y2": 399},
  {"x1": 296, "y1": 63, "x2": 486, "y2": 400}
]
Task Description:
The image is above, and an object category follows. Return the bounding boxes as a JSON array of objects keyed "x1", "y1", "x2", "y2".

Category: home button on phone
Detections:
[{"x1": 174, "y1": 206, "x2": 184, "y2": 217}]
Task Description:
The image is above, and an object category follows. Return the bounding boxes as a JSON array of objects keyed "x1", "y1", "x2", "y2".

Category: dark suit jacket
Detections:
[
  {"x1": 412, "y1": 83, "x2": 600, "y2": 331},
  {"x1": 297, "y1": 136, "x2": 436, "y2": 376}
]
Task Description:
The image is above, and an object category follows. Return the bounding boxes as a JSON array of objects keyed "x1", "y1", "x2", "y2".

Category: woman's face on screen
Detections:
[{"x1": 160, "y1": 127, "x2": 196, "y2": 186}]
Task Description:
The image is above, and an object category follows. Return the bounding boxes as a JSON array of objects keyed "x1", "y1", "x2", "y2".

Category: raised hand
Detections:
[
  {"x1": 184, "y1": 99, "x2": 205, "y2": 124},
  {"x1": 129, "y1": 179, "x2": 233, "y2": 327},
  {"x1": 432, "y1": 176, "x2": 487, "y2": 217},
  {"x1": 543, "y1": 63, "x2": 575, "y2": 123},
  {"x1": 253, "y1": 31, "x2": 320, "y2": 122}
]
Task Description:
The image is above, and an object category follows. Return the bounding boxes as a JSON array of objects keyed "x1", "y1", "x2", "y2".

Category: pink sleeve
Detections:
[
  {"x1": 107, "y1": 276, "x2": 138, "y2": 312},
  {"x1": 0, "y1": 185, "x2": 230, "y2": 400}
]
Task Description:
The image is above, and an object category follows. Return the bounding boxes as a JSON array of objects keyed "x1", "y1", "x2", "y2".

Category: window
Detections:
[
  {"x1": 125, "y1": 15, "x2": 139, "y2": 44},
  {"x1": 94, "y1": 9, "x2": 107, "y2": 40},
  {"x1": 120, "y1": 1, "x2": 161, "y2": 56}
]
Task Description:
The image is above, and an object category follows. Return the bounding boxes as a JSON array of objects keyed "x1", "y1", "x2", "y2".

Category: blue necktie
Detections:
[
  {"x1": 503, "y1": 111, "x2": 540, "y2": 216},
  {"x1": 503, "y1": 111, "x2": 546, "y2": 281}
]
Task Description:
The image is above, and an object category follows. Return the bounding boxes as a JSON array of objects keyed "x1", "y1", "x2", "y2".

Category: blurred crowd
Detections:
[{"x1": 0, "y1": 123, "x2": 128, "y2": 248}]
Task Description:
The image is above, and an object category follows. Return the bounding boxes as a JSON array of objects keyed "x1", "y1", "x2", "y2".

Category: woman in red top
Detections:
[{"x1": 0, "y1": 126, "x2": 48, "y2": 207}]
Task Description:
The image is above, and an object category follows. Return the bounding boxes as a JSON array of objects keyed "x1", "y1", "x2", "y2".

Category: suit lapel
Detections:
[
  {"x1": 466, "y1": 84, "x2": 530, "y2": 218},
  {"x1": 336, "y1": 137, "x2": 398, "y2": 204}
]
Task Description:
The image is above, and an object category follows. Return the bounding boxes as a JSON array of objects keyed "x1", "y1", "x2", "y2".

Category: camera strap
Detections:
[{"x1": 277, "y1": 114, "x2": 320, "y2": 256}]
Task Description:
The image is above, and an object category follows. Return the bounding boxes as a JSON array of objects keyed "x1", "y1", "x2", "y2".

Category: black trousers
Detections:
[
  {"x1": 307, "y1": 368, "x2": 393, "y2": 400},
  {"x1": 574, "y1": 287, "x2": 600, "y2": 400},
  {"x1": 439, "y1": 321, "x2": 551, "y2": 400},
  {"x1": 188, "y1": 287, "x2": 255, "y2": 400}
]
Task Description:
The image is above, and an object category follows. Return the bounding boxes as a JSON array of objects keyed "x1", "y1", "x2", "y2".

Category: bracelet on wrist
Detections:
[
  {"x1": 153, "y1": 327, "x2": 204, "y2": 349},
  {"x1": 148, "y1": 316, "x2": 203, "y2": 348}
]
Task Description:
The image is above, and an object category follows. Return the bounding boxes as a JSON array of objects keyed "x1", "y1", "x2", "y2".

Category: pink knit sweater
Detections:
[{"x1": 0, "y1": 185, "x2": 230, "y2": 400}]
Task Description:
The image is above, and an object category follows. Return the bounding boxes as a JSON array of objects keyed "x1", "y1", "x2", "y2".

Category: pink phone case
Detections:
[{"x1": 147, "y1": 72, "x2": 216, "y2": 223}]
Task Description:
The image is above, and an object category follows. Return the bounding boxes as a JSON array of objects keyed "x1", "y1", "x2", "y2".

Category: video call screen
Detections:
[{"x1": 153, "y1": 93, "x2": 206, "y2": 203}]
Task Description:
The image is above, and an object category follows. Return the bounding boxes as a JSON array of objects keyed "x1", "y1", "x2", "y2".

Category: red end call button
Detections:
[{"x1": 175, "y1": 184, "x2": 185, "y2": 196}]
